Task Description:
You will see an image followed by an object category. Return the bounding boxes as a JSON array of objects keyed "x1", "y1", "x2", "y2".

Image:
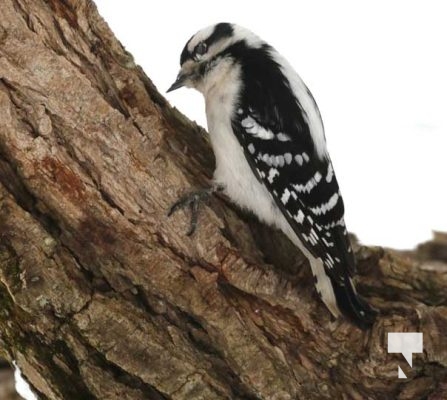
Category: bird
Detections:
[{"x1": 167, "y1": 22, "x2": 377, "y2": 329}]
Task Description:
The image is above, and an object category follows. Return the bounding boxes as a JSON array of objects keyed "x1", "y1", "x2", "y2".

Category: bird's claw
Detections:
[{"x1": 167, "y1": 187, "x2": 217, "y2": 236}]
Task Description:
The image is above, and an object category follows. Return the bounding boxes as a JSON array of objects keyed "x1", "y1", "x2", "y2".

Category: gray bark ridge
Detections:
[{"x1": 0, "y1": 1, "x2": 446, "y2": 399}]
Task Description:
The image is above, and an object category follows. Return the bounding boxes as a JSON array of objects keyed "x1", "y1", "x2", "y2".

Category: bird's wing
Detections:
[{"x1": 230, "y1": 57, "x2": 356, "y2": 284}]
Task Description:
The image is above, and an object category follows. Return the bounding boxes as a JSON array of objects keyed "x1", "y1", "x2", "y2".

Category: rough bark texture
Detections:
[{"x1": 0, "y1": 1, "x2": 446, "y2": 399}]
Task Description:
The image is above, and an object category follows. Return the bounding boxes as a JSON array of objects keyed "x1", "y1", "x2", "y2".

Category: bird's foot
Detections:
[{"x1": 167, "y1": 185, "x2": 223, "y2": 236}]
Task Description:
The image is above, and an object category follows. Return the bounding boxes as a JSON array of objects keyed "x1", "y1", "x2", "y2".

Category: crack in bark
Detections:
[
  {"x1": 84, "y1": 348, "x2": 170, "y2": 400},
  {"x1": 128, "y1": 285, "x2": 261, "y2": 399},
  {"x1": 0, "y1": 153, "x2": 62, "y2": 242},
  {"x1": 155, "y1": 231, "x2": 220, "y2": 275},
  {"x1": 52, "y1": 18, "x2": 132, "y2": 119},
  {"x1": 0, "y1": 283, "x2": 95, "y2": 399}
]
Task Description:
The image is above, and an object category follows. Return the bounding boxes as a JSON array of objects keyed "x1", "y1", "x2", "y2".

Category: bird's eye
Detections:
[{"x1": 195, "y1": 42, "x2": 207, "y2": 57}]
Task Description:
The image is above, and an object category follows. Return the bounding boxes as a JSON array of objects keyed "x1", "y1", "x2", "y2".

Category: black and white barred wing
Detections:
[
  {"x1": 231, "y1": 107, "x2": 356, "y2": 284},
  {"x1": 226, "y1": 43, "x2": 376, "y2": 327}
]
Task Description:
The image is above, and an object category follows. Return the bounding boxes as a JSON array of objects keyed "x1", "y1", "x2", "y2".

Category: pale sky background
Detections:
[
  {"x1": 16, "y1": 1, "x2": 447, "y2": 398},
  {"x1": 94, "y1": 0, "x2": 447, "y2": 250}
]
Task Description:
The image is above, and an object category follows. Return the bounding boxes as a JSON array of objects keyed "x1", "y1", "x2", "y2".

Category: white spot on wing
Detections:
[
  {"x1": 323, "y1": 218, "x2": 345, "y2": 229},
  {"x1": 322, "y1": 237, "x2": 334, "y2": 247},
  {"x1": 293, "y1": 171, "x2": 322, "y2": 193},
  {"x1": 277, "y1": 132, "x2": 291, "y2": 141},
  {"x1": 248, "y1": 143, "x2": 255, "y2": 154},
  {"x1": 284, "y1": 153, "x2": 292, "y2": 164},
  {"x1": 267, "y1": 168, "x2": 279, "y2": 183},
  {"x1": 241, "y1": 116, "x2": 255, "y2": 129},
  {"x1": 276, "y1": 155, "x2": 285, "y2": 167},
  {"x1": 281, "y1": 188, "x2": 291, "y2": 204},
  {"x1": 310, "y1": 193, "x2": 339, "y2": 216},
  {"x1": 309, "y1": 228, "x2": 319, "y2": 245},
  {"x1": 293, "y1": 209, "x2": 305, "y2": 223},
  {"x1": 295, "y1": 154, "x2": 304, "y2": 165},
  {"x1": 241, "y1": 116, "x2": 274, "y2": 140}
]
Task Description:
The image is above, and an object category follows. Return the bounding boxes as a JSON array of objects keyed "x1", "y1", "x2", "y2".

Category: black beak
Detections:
[{"x1": 167, "y1": 74, "x2": 186, "y2": 93}]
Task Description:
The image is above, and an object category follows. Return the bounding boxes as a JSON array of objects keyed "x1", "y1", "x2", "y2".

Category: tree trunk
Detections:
[{"x1": 0, "y1": 1, "x2": 446, "y2": 399}]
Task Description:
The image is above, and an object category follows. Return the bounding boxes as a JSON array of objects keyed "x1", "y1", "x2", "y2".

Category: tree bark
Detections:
[{"x1": 0, "y1": 1, "x2": 446, "y2": 399}]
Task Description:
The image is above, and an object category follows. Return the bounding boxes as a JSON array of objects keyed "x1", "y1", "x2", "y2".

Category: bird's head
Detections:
[{"x1": 168, "y1": 22, "x2": 262, "y2": 94}]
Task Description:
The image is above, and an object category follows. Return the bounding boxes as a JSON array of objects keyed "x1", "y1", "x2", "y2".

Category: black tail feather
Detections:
[{"x1": 330, "y1": 274, "x2": 377, "y2": 329}]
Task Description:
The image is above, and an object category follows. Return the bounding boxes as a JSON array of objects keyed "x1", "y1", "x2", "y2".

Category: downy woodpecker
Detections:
[{"x1": 168, "y1": 23, "x2": 377, "y2": 329}]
